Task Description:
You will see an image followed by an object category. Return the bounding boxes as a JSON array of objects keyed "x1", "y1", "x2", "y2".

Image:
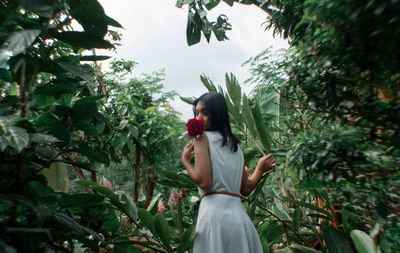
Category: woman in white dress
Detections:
[{"x1": 181, "y1": 92, "x2": 276, "y2": 253}]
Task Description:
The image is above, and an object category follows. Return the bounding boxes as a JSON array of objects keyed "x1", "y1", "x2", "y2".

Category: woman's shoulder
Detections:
[{"x1": 204, "y1": 131, "x2": 221, "y2": 140}]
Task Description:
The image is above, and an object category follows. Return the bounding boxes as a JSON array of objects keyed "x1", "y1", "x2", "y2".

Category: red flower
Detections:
[{"x1": 185, "y1": 118, "x2": 205, "y2": 137}]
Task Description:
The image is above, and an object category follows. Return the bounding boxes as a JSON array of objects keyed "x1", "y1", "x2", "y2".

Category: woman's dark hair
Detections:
[{"x1": 193, "y1": 91, "x2": 240, "y2": 152}]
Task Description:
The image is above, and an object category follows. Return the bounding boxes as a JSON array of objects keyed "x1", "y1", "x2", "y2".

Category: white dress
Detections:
[{"x1": 193, "y1": 131, "x2": 263, "y2": 253}]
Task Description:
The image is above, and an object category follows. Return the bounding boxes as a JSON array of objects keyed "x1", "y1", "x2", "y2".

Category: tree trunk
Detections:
[
  {"x1": 133, "y1": 146, "x2": 141, "y2": 202},
  {"x1": 144, "y1": 161, "x2": 155, "y2": 208}
]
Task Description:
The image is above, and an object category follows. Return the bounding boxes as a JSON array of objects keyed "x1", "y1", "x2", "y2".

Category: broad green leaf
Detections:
[
  {"x1": 222, "y1": 0, "x2": 234, "y2": 6},
  {"x1": 35, "y1": 112, "x2": 60, "y2": 128},
  {"x1": 154, "y1": 214, "x2": 172, "y2": 249},
  {"x1": 146, "y1": 193, "x2": 162, "y2": 214},
  {"x1": 80, "y1": 55, "x2": 111, "y2": 61},
  {"x1": 200, "y1": 74, "x2": 217, "y2": 91},
  {"x1": 293, "y1": 208, "x2": 302, "y2": 231},
  {"x1": 76, "y1": 180, "x2": 137, "y2": 221},
  {"x1": 282, "y1": 197, "x2": 334, "y2": 218},
  {"x1": 298, "y1": 178, "x2": 324, "y2": 190},
  {"x1": 76, "y1": 122, "x2": 99, "y2": 136},
  {"x1": 180, "y1": 96, "x2": 195, "y2": 105},
  {"x1": 30, "y1": 133, "x2": 61, "y2": 143},
  {"x1": 177, "y1": 224, "x2": 195, "y2": 253},
  {"x1": 321, "y1": 224, "x2": 352, "y2": 253},
  {"x1": 48, "y1": 121, "x2": 70, "y2": 143},
  {"x1": 350, "y1": 229, "x2": 379, "y2": 253},
  {"x1": 35, "y1": 82, "x2": 79, "y2": 97},
  {"x1": 52, "y1": 31, "x2": 114, "y2": 49},
  {"x1": 17, "y1": 0, "x2": 56, "y2": 18},
  {"x1": 5, "y1": 29, "x2": 41, "y2": 56},
  {"x1": 242, "y1": 95, "x2": 258, "y2": 139},
  {"x1": 67, "y1": 0, "x2": 108, "y2": 37},
  {"x1": 77, "y1": 180, "x2": 114, "y2": 196},
  {"x1": 76, "y1": 144, "x2": 109, "y2": 165},
  {"x1": 101, "y1": 209, "x2": 120, "y2": 233},
  {"x1": 289, "y1": 244, "x2": 319, "y2": 253},
  {"x1": 137, "y1": 208, "x2": 157, "y2": 236},
  {"x1": 251, "y1": 101, "x2": 272, "y2": 152},
  {"x1": 186, "y1": 12, "x2": 202, "y2": 46},
  {"x1": 41, "y1": 162, "x2": 69, "y2": 191},
  {"x1": 272, "y1": 200, "x2": 292, "y2": 221},
  {"x1": 72, "y1": 96, "x2": 99, "y2": 122},
  {"x1": 58, "y1": 62, "x2": 95, "y2": 82},
  {"x1": 258, "y1": 222, "x2": 284, "y2": 244},
  {"x1": 6, "y1": 126, "x2": 29, "y2": 152},
  {"x1": 205, "y1": 0, "x2": 221, "y2": 10},
  {"x1": 60, "y1": 193, "x2": 104, "y2": 209},
  {"x1": 6, "y1": 227, "x2": 50, "y2": 234},
  {"x1": 19, "y1": 181, "x2": 54, "y2": 201},
  {"x1": 225, "y1": 73, "x2": 241, "y2": 108},
  {"x1": 105, "y1": 15, "x2": 123, "y2": 28}
]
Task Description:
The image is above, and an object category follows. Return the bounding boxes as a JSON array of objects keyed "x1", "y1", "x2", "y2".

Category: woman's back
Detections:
[{"x1": 197, "y1": 131, "x2": 244, "y2": 196}]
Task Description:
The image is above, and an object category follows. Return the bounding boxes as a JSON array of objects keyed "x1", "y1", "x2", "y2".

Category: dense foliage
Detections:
[
  {"x1": 177, "y1": 0, "x2": 400, "y2": 252},
  {"x1": 1, "y1": 0, "x2": 399, "y2": 252}
]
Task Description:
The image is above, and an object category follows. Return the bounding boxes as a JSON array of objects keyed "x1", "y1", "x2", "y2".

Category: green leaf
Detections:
[
  {"x1": 76, "y1": 180, "x2": 138, "y2": 221},
  {"x1": 80, "y1": 55, "x2": 111, "y2": 61},
  {"x1": 282, "y1": 197, "x2": 334, "y2": 218},
  {"x1": 272, "y1": 200, "x2": 292, "y2": 221},
  {"x1": 186, "y1": 11, "x2": 202, "y2": 46},
  {"x1": 200, "y1": 74, "x2": 217, "y2": 91},
  {"x1": 19, "y1": 181, "x2": 54, "y2": 201},
  {"x1": 222, "y1": 0, "x2": 234, "y2": 6},
  {"x1": 48, "y1": 121, "x2": 70, "y2": 143},
  {"x1": 7, "y1": 126, "x2": 29, "y2": 152},
  {"x1": 321, "y1": 224, "x2": 352, "y2": 253},
  {"x1": 251, "y1": 101, "x2": 272, "y2": 152},
  {"x1": 58, "y1": 62, "x2": 95, "y2": 82},
  {"x1": 177, "y1": 224, "x2": 195, "y2": 253},
  {"x1": 289, "y1": 244, "x2": 319, "y2": 253},
  {"x1": 225, "y1": 73, "x2": 241, "y2": 108},
  {"x1": 5, "y1": 29, "x2": 41, "y2": 56},
  {"x1": 180, "y1": 96, "x2": 195, "y2": 105},
  {"x1": 35, "y1": 112, "x2": 60, "y2": 128},
  {"x1": 76, "y1": 122, "x2": 99, "y2": 136},
  {"x1": 72, "y1": 96, "x2": 100, "y2": 122},
  {"x1": 242, "y1": 95, "x2": 258, "y2": 139},
  {"x1": 138, "y1": 208, "x2": 157, "y2": 236},
  {"x1": 105, "y1": 15, "x2": 123, "y2": 28},
  {"x1": 0, "y1": 117, "x2": 30, "y2": 152},
  {"x1": 6, "y1": 227, "x2": 50, "y2": 234},
  {"x1": 35, "y1": 82, "x2": 80, "y2": 98},
  {"x1": 205, "y1": 0, "x2": 221, "y2": 10},
  {"x1": 52, "y1": 31, "x2": 114, "y2": 49},
  {"x1": 67, "y1": 0, "x2": 108, "y2": 37},
  {"x1": 154, "y1": 214, "x2": 172, "y2": 249},
  {"x1": 60, "y1": 193, "x2": 104, "y2": 209},
  {"x1": 30, "y1": 133, "x2": 61, "y2": 143},
  {"x1": 76, "y1": 144, "x2": 109, "y2": 165},
  {"x1": 17, "y1": 0, "x2": 56, "y2": 18},
  {"x1": 350, "y1": 229, "x2": 379, "y2": 253},
  {"x1": 298, "y1": 178, "x2": 324, "y2": 190}
]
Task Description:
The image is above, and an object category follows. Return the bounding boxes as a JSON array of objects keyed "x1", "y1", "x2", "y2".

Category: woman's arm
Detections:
[
  {"x1": 181, "y1": 134, "x2": 212, "y2": 191},
  {"x1": 240, "y1": 154, "x2": 275, "y2": 197}
]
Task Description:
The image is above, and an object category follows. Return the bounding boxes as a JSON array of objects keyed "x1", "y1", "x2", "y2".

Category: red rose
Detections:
[{"x1": 185, "y1": 118, "x2": 205, "y2": 137}]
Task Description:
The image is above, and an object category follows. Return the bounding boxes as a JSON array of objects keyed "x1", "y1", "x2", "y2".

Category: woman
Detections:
[{"x1": 181, "y1": 91, "x2": 276, "y2": 253}]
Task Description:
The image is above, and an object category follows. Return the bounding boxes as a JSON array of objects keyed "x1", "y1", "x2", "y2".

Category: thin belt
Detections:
[{"x1": 200, "y1": 191, "x2": 244, "y2": 200}]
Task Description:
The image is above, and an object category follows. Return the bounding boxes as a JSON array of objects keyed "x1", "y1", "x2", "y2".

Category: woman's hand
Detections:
[
  {"x1": 255, "y1": 154, "x2": 276, "y2": 173},
  {"x1": 181, "y1": 142, "x2": 194, "y2": 164}
]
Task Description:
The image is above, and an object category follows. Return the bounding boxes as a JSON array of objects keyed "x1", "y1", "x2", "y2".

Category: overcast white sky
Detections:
[{"x1": 97, "y1": 0, "x2": 288, "y2": 120}]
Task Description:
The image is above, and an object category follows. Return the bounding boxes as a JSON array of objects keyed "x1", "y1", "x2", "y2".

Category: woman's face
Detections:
[{"x1": 195, "y1": 101, "x2": 210, "y2": 128}]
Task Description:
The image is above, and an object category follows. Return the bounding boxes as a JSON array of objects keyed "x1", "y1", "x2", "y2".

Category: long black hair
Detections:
[{"x1": 193, "y1": 92, "x2": 240, "y2": 152}]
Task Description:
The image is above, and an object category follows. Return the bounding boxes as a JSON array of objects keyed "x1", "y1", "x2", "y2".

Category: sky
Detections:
[{"x1": 97, "y1": 0, "x2": 288, "y2": 120}]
